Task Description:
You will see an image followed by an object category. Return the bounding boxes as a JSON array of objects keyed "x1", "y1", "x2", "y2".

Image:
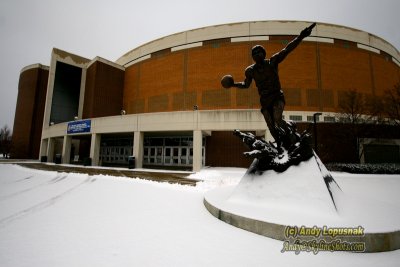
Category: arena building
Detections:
[{"x1": 12, "y1": 21, "x2": 400, "y2": 170}]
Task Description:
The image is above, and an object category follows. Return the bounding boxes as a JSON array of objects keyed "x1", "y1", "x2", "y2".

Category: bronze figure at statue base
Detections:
[{"x1": 233, "y1": 125, "x2": 313, "y2": 173}]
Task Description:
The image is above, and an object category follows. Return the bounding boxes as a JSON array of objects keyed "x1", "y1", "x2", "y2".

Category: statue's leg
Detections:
[
  {"x1": 273, "y1": 100, "x2": 299, "y2": 150},
  {"x1": 261, "y1": 108, "x2": 280, "y2": 145},
  {"x1": 273, "y1": 100, "x2": 288, "y2": 132},
  {"x1": 272, "y1": 100, "x2": 291, "y2": 151}
]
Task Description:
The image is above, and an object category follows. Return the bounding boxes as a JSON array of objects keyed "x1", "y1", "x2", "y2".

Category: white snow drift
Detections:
[{"x1": 0, "y1": 163, "x2": 400, "y2": 266}]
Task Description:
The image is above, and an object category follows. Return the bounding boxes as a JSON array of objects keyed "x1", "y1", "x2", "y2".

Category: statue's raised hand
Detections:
[{"x1": 300, "y1": 22, "x2": 316, "y2": 38}]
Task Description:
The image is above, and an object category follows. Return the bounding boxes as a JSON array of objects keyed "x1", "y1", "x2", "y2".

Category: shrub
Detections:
[{"x1": 326, "y1": 163, "x2": 400, "y2": 174}]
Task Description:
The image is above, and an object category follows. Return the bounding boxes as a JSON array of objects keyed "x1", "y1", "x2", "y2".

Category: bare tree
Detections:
[
  {"x1": 338, "y1": 90, "x2": 367, "y2": 124},
  {"x1": 337, "y1": 90, "x2": 371, "y2": 162},
  {"x1": 382, "y1": 83, "x2": 400, "y2": 126},
  {"x1": 336, "y1": 86, "x2": 400, "y2": 163},
  {"x1": 338, "y1": 89, "x2": 392, "y2": 124},
  {"x1": 0, "y1": 125, "x2": 12, "y2": 158}
]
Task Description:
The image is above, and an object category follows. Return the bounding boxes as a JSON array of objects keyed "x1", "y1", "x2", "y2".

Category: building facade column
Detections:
[
  {"x1": 133, "y1": 131, "x2": 144, "y2": 169},
  {"x1": 39, "y1": 139, "x2": 48, "y2": 160},
  {"x1": 62, "y1": 135, "x2": 72, "y2": 164},
  {"x1": 193, "y1": 130, "x2": 202, "y2": 172},
  {"x1": 47, "y1": 138, "x2": 55, "y2": 162},
  {"x1": 90, "y1": 133, "x2": 101, "y2": 166}
]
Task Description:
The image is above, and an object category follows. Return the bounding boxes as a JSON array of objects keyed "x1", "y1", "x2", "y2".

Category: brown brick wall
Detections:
[
  {"x1": 11, "y1": 67, "x2": 48, "y2": 159},
  {"x1": 83, "y1": 61, "x2": 124, "y2": 119},
  {"x1": 123, "y1": 38, "x2": 400, "y2": 115},
  {"x1": 206, "y1": 131, "x2": 254, "y2": 168},
  {"x1": 371, "y1": 53, "x2": 400, "y2": 95},
  {"x1": 297, "y1": 122, "x2": 400, "y2": 163},
  {"x1": 204, "y1": 123, "x2": 400, "y2": 167},
  {"x1": 320, "y1": 45, "x2": 373, "y2": 93}
]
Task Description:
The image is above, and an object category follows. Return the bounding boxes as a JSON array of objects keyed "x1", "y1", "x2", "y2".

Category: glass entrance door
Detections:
[
  {"x1": 144, "y1": 146, "x2": 163, "y2": 164},
  {"x1": 143, "y1": 136, "x2": 205, "y2": 167},
  {"x1": 180, "y1": 147, "x2": 189, "y2": 165},
  {"x1": 164, "y1": 147, "x2": 180, "y2": 165}
]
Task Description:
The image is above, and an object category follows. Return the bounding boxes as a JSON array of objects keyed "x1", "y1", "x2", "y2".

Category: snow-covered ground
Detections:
[
  {"x1": 0, "y1": 163, "x2": 399, "y2": 266},
  {"x1": 206, "y1": 158, "x2": 400, "y2": 233}
]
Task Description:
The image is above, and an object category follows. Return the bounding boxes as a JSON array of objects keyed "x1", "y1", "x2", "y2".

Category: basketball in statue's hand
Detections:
[{"x1": 221, "y1": 75, "x2": 234, "y2": 89}]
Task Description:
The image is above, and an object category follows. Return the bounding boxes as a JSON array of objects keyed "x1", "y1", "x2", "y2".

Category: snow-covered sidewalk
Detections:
[{"x1": 0, "y1": 164, "x2": 399, "y2": 266}]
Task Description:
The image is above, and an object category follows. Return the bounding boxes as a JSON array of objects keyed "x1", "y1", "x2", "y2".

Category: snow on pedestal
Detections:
[
  {"x1": 204, "y1": 153, "x2": 400, "y2": 233},
  {"x1": 229, "y1": 154, "x2": 342, "y2": 217}
]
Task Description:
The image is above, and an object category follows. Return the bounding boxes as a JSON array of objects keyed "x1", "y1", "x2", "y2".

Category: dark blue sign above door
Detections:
[{"x1": 67, "y1": 119, "x2": 91, "y2": 134}]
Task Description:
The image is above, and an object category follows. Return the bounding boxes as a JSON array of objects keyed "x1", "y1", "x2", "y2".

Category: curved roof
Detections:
[{"x1": 116, "y1": 20, "x2": 400, "y2": 67}]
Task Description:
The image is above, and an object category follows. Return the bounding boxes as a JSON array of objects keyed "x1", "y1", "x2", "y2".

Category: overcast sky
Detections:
[{"x1": 1, "y1": 0, "x2": 399, "y2": 131}]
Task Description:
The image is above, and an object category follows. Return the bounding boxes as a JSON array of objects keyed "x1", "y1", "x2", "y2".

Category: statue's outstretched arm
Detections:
[{"x1": 272, "y1": 23, "x2": 316, "y2": 64}]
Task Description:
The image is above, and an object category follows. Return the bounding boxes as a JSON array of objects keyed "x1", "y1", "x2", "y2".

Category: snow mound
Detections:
[
  {"x1": 228, "y1": 155, "x2": 342, "y2": 216},
  {"x1": 204, "y1": 155, "x2": 400, "y2": 232}
]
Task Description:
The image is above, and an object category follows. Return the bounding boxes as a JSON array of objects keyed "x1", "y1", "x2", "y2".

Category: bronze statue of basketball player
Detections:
[{"x1": 222, "y1": 23, "x2": 316, "y2": 152}]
